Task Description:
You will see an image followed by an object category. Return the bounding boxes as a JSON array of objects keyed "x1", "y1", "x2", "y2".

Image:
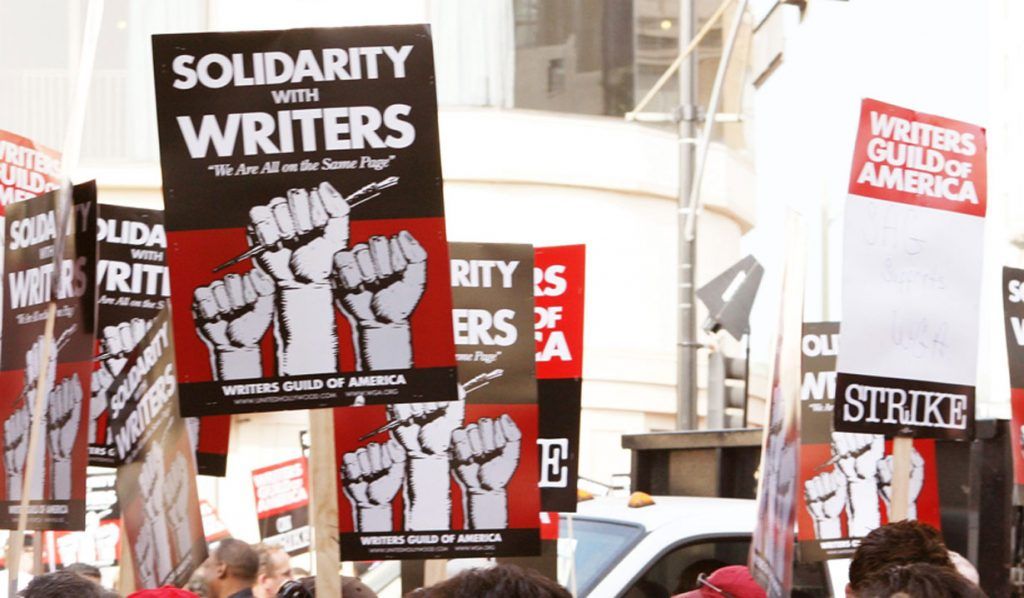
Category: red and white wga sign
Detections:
[
  {"x1": 834, "y1": 99, "x2": 986, "y2": 440},
  {"x1": 251, "y1": 458, "x2": 310, "y2": 555}
]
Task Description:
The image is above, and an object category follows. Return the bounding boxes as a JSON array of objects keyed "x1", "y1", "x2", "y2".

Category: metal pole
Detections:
[{"x1": 676, "y1": 0, "x2": 698, "y2": 430}]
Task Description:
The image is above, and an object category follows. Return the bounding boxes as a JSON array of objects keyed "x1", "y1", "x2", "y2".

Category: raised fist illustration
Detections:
[
  {"x1": 388, "y1": 398, "x2": 465, "y2": 459},
  {"x1": 832, "y1": 432, "x2": 884, "y2": 536},
  {"x1": 3, "y1": 407, "x2": 30, "y2": 500},
  {"x1": 249, "y1": 182, "x2": 349, "y2": 288},
  {"x1": 877, "y1": 449, "x2": 925, "y2": 521},
  {"x1": 805, "y1": 470, "x2": 846, "y2": 539},
  {"x1": 451, "y1": 415, "x2": 522, "y2": 530},
  {"x1": 163, "y1": 453, "x2": 194, "y2": 560},
  {"x1": 135, "y1": 517, "x2": 158, "y2": 589},
  {"x1": 194, "y1": 269, "x2": 275, "y2": 379},
  {"x1": 341, "y1": 440, "x2": 406, "y2": 532},
  {"x1": 25, "y1": 335, "x2": 57, "y2": 397},
  {"x1": 138, "y1": 444, "x2": 172, "y2": 583},
  {"x1": 92, "y1": 318, "x2": 149, "y2": 438},
  {"x1": 334, "y1": 231, "x2": 427, "y2": 370},
  {"x1": 47, "y1": 374, "x2": 82, "y2": 500}
]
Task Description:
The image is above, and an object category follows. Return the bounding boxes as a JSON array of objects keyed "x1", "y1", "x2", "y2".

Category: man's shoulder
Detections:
[{"x1": 228, "y1": 589, "x2": 256, "y2": 598}]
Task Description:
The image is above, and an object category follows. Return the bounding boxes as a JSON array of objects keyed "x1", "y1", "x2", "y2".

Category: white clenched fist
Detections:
[
  {"x1": 342, "y1": 440, "x2": 406, "y2": 510},
  {"x1": 47, "y1": 375, "x2": 82, "y2": 461},
  {"x1": 26, "y1": 335, "x2": 57, "y2": 397},
  {"x1": 194, "y1": 270, "x2": 275, "y2": 350},
  {"x1": 804, "y1": 470, "x2": 846, "y2": 539},
  {"x1": 388, "y1": 400, "x2": 465, "y2": 459},
  {"x1": 451, "y1": 415, "x2": 521, "y2": 494},
  {"x1": 877, "y1": 449, "x2": 925, "y2": 520},
  {"x1": 334, "y1": 231, "x2": 427, "y2": 328},
  {"x1": 249, "y1": 182, "x2": 350, "y2": 288},
  {"x1": 832, "y1": 432, "x2": 884, "y2": 482}
]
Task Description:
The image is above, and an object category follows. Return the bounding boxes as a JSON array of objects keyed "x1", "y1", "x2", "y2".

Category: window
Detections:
[
  {"x1": 622, "y1": 536, "x2": 751, "y2": 598},
  {"x1": 556, "y1": 517, "x2": 645, "y2": 596}
]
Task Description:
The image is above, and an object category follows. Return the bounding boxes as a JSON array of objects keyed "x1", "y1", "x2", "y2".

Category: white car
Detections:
[
  {"x1": 360, "y1": 495, "x2": 849, "y2": 597},
  {"x1": 559, "y1": 495, "x2": 849, "y2": 597}
]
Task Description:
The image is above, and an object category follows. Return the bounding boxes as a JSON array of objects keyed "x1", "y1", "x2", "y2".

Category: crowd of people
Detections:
[{"x1": 11, "y1": 521, "x2": 990, "y2": 598}]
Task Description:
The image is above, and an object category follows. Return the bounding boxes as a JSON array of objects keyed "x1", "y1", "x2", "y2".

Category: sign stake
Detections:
[
  {"x1": 308, "y1": 409, "x2": 340, "y2": 597},
  {"x1": 890, "y1": 436, "x2": 913, "y2": 522}
]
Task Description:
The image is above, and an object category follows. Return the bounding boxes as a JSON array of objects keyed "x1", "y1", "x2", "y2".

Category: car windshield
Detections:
[{"x1": 557, "y1": 516, "x2": 645, "y2": 596}]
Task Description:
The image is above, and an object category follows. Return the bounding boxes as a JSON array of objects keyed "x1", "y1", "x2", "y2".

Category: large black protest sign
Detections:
[
  {"x1": 152, "y1": 25, "x2": 458, "y2": 416},
  {"x1": 335, "y1": 243, "x2": 541, "y2": 560},
  {"x1": 90, "y1": 204, "x2": 230, "y2": 474},
  {"x1": 1003, "y1": 268, "x2": 1024, "y2": 494},
  {"x1": 0, "y1": 182, "x2": 97, "y2": 530}
]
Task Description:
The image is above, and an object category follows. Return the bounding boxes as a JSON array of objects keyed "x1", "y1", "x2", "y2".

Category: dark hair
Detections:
[
  {"x1": 64, "y1": 562, "x2": 102, "y2": 580},
  {"x1": 18, "y1": 570, "x2": 105, "y2": 598},
  {"x1": 215, "y1": 538, "x2": 260, "y2": 583},
  {"x1": 857, "y1": 563, "x2": 986, "y2": 597},
  {"x1": 408, "y1": 564, "x2": 570, "y2": 598},
  {"x1": 849, "y1": 521, "x2": 954, "y2": 591}
]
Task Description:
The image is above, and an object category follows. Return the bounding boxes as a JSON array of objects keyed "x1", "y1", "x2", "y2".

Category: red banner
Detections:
[{"x1": 0, "y1": 129, "x2": 62, "y2": 214}]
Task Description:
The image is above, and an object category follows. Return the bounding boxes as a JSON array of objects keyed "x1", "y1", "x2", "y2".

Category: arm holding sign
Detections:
[
  {"x1": 333, "y1": 230, "x2": 427, "y2": 371},
  {"x1": 387, "y1": 396, "x2": 465, "y2": 531},
  {"x1": 833, "y1": 432, "x2": 883, "y2": 536},
  {"x1": 248, "y1": 183, "x2": 349, "y2": 376}
]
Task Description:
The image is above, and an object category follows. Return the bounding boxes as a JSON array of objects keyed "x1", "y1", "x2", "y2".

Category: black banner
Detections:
[
  {"x1": 834, "y1": 372, "x2": 974, "y2": 440},
  {"x1": 0, "y1": 182, "x2": 97, "y2": 530},
  {"x1": 152, "y1": 26, "x2": 458, "y2": 416}
]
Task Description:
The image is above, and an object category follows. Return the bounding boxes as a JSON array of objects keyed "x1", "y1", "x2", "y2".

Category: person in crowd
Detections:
[
  {"x1": 18, "y1": 569, "x2": 107, "y2": 598},
  {"x1": 673, "y1": 564, "x2": 766, "y2": 598},
  {"x1": 276, "y1": 575, "x2": 377, "y2": 597},
  {"x1": 201, "y1": 538, "x2": 260, "y2": 598},
  {"x1": 846, "y1": 520, "x2": 956, "y2": 596},
  {"x1": 253, "y1": 544, "x2": 292, "y2": 598},
  {"x1": 65, "y1": 562, "x2": 104, "y2": 585},
  {"x1": 406, "y1": 564, "x2": 570, "y2": 598},
  {"x1": 854, "y1": 563, "x2": 986, "y2": 597}
]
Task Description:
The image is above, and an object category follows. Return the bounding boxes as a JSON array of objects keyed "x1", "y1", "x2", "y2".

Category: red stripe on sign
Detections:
[
  {"x1": 534, "y1": 245, "x2": 586, "y2": 380},
  {"x1": 848, "y1": 98, "x2": 986, "y2": 218}
]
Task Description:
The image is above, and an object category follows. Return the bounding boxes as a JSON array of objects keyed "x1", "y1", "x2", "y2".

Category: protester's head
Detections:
[
  {"x1": 18, "y1": 570, "x2": 105, "y2": 598},
  {"x1": 674, "y1": 565, "x2": 766, "y2": 598},
  {"x1": 848, "y1": 521, "x2": 954, "y2": 593},
  {"x1": 202, "y1": 538, "x2": 259, "y2": 598},
  {"x1": 253, "y1": 544, "x2": 292, "y2": 598},
  {"x1": 855, "y1": 563, "x2": 985, "y2": 597},
  {"x1": 277, "y1": 575, "x2": 377, "y2": 597},
  {"x1": 407, "y1": 564, "x2": 570, "y2": 598},
  {"x1": 64, "y1": 562, "x2": 103, "y2": 585}
]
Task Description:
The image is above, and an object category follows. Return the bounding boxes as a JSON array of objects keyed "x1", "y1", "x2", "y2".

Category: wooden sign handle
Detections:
[
  {"x1": 308, "y1": 409, "x2": 340, "y2": 597},
  {"x1": 889, "y1": 436, "x2": 913, "y2": 522}
]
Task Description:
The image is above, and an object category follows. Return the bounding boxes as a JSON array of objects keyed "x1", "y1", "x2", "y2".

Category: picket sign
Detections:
[
  {"x1": 308, "y1": 409, "x2": 340, "y2": 596},
  {"x1": 889, "y1": 437, "x2": 913, "y2": 521},
  {"x1": 4, "y1": 2, "x2": 103, "y2": 592}
]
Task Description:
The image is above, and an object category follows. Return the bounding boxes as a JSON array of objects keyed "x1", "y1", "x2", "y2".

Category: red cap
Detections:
[
  {"x1": 673, "y1": 565, "x2": 766, "y2": 598},
  {"x1": 128, "y1": 587, "x2": 200, "y2": 598}
]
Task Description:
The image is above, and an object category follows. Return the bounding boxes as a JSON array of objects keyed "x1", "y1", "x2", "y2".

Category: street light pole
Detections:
[{"x1": 677, "y1": 0, "x2": 699, "y2": 430}]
